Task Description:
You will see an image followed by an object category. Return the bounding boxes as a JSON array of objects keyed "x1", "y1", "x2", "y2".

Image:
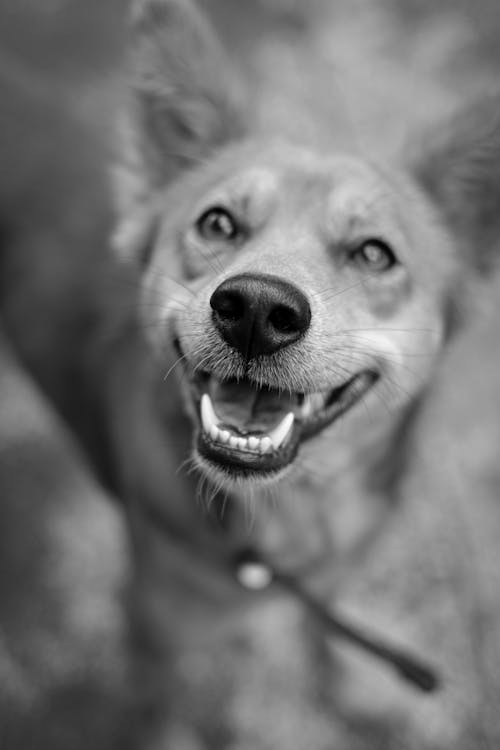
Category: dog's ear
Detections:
[
  {"x1": 128, "y1": 0, "x2": 244, "y2": 185},
  {"x1": 412, "y1": 96, "x2": 500, "y2": 273},
  {"x1": 114, "y1": 0, "x2": 245, "y2": 259}
]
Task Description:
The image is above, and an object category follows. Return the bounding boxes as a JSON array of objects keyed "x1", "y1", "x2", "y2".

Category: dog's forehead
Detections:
[
  {"x1": 213, "y1": 165, "x2": 281, "y2": 218},
  {"x1": 225, "y1": 144, "x2": 382, "y2": 189},
  {"x1": 322, "y1": 162, "x2": 400, "y2": 240},
  {"x1": 212, "y1": 143, "x2": 396, "y2": 221},
  {"x1": 208, "y1": 141, "x2": 385, "y2": 194},
  {"x1": 278, "y1": 153, "x2": 402, "y2": 244}
]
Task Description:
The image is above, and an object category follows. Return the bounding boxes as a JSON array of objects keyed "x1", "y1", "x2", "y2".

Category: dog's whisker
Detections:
[
  {"x1": 163, "y1": 352, "x2": 191, "y2": 382},
  {"x1": 334, "y1": 344, "x2": 425, "y2": 380},
  {"x1": 314, "y1": 273, "x2": 380, "y2": 303},
  {"x1": 359, "y1": 390, "x2": 377, "y2": 425},
  {"x1": 192, "y1": 352, "x2": 214, "y2": 373},
  {"x1": 176, "y1": 455, "x2": 196, "y2": 477},
  {"x1": 370, "y1": 383, "x2": 399, "y2": 417},
  {"x1": 378, "y1": 372, "x2": 417, "y2": 404},
  {"x1": 196, "y1": 243, "x2": 226, "y2": 276},
  {"x1": 205, "y1": 481, "x2": 222, "y2": 513},
  {"x1": 244, "y1": 488, "x2": 258, "y2": 534},
  {"x1": 218, "y1": 489, "x2": 231, "y2": 522},
  {"x1": 342, "y1": 332, "x2": 435, "y2": 354},
  {"x1": 99, "y1": 267, "x2": 195, "y2": 302},
  {"x1": 195, "y1": 474, "x2": 208, "y2": 510},
  {"x1": 336, "y1": 326, "x2": 436, "y2": 335}
]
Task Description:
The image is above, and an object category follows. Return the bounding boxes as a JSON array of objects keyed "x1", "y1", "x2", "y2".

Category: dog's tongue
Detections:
[{"x1": 209, "y1": 378, "x2": 294, "y2": 432}]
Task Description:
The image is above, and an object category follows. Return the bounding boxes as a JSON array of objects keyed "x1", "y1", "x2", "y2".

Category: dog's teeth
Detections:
[
  {"x1": 268, "y1": 412, "x2": 294, "y2": 450},
  {"x1": 301, "y1": 392, "x2": 326, "y2": 418},
  {"x1": 248, "y1": 436, "x2": 259, "y2": 450},
  {"x1": 260, "y1": 436, "x2": 273, "y2": 453},
  {"x1": 301, "y1": 395, "x2": 314, "y2": 418},
  {"x1": 314, "y1": 392, "x2": 328, "y2": 409},
  {"x1": 201, "y1": 399, "x2": 293, "y2": 454},
  {"x1": 200, "y1": 393, "x2": 220, "y2": 434}
]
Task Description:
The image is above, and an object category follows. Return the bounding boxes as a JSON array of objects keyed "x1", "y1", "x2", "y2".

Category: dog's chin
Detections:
[{"x1": 186, "y1": 367, "x2": 379, "y2": 485}]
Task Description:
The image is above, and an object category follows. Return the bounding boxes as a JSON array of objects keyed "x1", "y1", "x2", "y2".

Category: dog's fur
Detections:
[{"x1": 2, "y1": 1, "x2": 500, "y2": 748}]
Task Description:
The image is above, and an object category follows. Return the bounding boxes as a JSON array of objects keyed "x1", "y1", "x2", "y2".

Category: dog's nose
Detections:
[{"x1": 210, "y1": 273, "x2": 311, "y2": 357}]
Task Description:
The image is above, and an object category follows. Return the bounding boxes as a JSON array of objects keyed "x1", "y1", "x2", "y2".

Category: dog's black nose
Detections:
[{"x1": 210, "y1": 273, "x2": 311, "y2": 357}]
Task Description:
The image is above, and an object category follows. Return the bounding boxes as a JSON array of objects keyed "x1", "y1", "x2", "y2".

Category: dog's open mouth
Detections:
[{"x1": 190, "y1": 366, "x2": 379, "y2": 479}]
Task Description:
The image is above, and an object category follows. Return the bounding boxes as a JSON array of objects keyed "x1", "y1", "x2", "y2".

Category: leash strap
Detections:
[
  {"x1": 139, "y1": 498, "x2": 441, "y2": 693},
  {"x1": 234, "y1": 549, "x2": 440, "y2": 693}
]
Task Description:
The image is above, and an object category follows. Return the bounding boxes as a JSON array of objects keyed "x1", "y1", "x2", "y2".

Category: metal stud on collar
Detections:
[{"x1": 235, "y1": 558, "x2": 273, "y2": 590}]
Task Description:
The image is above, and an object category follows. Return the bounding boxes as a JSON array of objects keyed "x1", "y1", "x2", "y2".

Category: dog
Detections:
[{"x1": 103, "y1": 1, "x2": 500, "y2": 747}]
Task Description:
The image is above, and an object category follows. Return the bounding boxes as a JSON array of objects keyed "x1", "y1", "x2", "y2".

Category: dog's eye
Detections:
[
  {"x1": 351, "y1": 240, "x2": 396, "y2": 272},
  {"x1": 196, "y1": 207, "x2": 239, "y2": 242}
]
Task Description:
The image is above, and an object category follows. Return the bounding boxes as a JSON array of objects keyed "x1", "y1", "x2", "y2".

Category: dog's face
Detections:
[
  {"x1": 118, "y1": 0, "x2": 497, "y2": 505},
  {"x1": 138, "y1": 140, "x2": 454, "y2": 488}
]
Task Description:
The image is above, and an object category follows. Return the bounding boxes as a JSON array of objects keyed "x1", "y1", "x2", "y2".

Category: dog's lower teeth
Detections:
[{"x1": 200, "y1": 393, "x2": 295, "y2": 453}]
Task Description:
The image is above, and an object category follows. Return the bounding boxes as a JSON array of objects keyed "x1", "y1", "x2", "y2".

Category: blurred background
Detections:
[{"x1": 1, "y1": 1, "x2": 500, "y2": 748}]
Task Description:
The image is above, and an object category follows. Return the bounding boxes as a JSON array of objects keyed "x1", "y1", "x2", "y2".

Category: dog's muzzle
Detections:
[{"x1": 175, "y1": 272, "x2": 379, "y2": 479}]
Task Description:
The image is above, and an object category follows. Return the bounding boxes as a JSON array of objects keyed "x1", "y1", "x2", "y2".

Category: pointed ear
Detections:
[
  {"x1": 412, "y1": 96, "x2": 500, "y2": 273},
  {"x1": 129, "y1": 0, "x2": 244, "y2": 183},
  {"x1": 114, "y1": 0, "x2": 246, "y2": 259}
]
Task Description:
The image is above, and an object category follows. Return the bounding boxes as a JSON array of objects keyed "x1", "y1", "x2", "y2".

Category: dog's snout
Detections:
[{"x1": 210, "y1": 273, "x2": 311, "y2": 357}]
